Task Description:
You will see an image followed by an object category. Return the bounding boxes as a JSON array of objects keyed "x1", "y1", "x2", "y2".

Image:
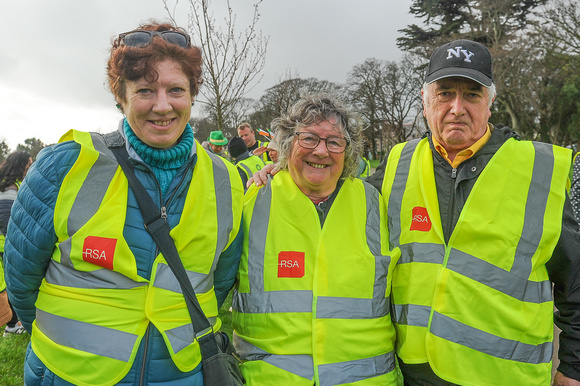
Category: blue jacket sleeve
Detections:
[
  {"x1": 213, "y1": 220, "x2": 243, "y2": 309},
  {"x1": 4, "y1": 142, "x2": 79, "y2": 333}
]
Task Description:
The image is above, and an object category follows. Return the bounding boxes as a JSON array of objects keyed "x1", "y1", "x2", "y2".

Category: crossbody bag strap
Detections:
[{"x1": 109, "y1": 145, "x2": 220, "y2": 359}]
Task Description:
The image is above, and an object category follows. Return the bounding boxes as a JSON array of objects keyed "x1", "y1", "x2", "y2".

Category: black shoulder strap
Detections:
[{"x1": 109, "y1": 145, "x2": 219, "y2": 358}]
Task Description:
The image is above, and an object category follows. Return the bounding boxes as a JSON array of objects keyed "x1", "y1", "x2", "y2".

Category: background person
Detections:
[
  {"x1": 4, "y1": 21, "x2": 243, "y2": 385},
  {"x1": 367, "y1": 39, "x2": 580, "y2": 386},
  {"x1": 265, "y1": 140, "x2": 279, "y2": 164},
  {"x1": 228, "y1": 136, "x2": 265, "y2": 191},
  {"x1": 0, "y1": 151, "x2": 32, "y2": 336},
  {"x1": 201, "y1": 130, "x2": 228, "y2": 158},
  {"x1": 233, "y1": 93, "x2": 400, "y2": 385},
  {"x1": 237, "y1": 122, "x2": 270, "y2": 162}
]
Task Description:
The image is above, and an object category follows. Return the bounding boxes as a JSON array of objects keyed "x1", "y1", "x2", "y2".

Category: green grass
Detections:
[{"x1": 0, "y1": 326, "x2": 29, "y2": 386}]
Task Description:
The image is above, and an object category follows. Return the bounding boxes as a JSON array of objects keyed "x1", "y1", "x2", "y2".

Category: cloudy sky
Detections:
[{"x1": 0, "y1": 0, "x2": 416, "y2": 150}]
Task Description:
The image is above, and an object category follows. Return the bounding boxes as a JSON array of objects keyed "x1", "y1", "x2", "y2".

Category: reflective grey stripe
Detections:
[
  {"x1": 247, "y1": 181, "x2": 273, "y2": 292},
  {"x1": 61, "y1": 133, "x2": 119, "y2": 267},
  {"x1": 153, "y1": 263, "x2": 213, "y2": 294},
  {"x1": 399, "y1": 243, "x2": 445, "y2": 264},
  {"x1": 207, "y1": 152, "x2": 234, "y2": 272},
  {"x1": 510, "y1": 142, "x2": 554, "y2": 278},
  {"x1": 430, "y1": 311, "x2": 553, "y2": 364},
  {"x1": 36, "y1": 308, "x2": 138, "y2": 362},
  {"x1": 238, "y1": 163, "x2": 253, "y2": 178},
  {"x1": 316, "y1": 296, "x2": 388, "y2": 319},
  {"x1": 318, "y1": 352, "x2": 396, "y2": 386},
  {"x1": 234, "y1": 334, "x2": 395, "y2": 384},
  {"x1": 446, "y1": 248, "x2": 552, "y2": 303},
  {"x1": 392, "y1": 304, "x2": 431, "y2": 327},
  {"x1": 363, "y1": 182, "x2": 391, "y2": 309},
  {"x1": 166, "y1": 316, "x2": 217, "y2": 353},
  {"x1": 388, "y1": 139, "x2": 421, "y2": 249},
  {"x1": 234, "y1": 334, "x2": 315, "y2": 380},
  {"x1": 234, "y1": 290, "x2": 312, "y2": 313},
  {"x1": 45, "y1": 260, "x2": 146, "y2": 289}
]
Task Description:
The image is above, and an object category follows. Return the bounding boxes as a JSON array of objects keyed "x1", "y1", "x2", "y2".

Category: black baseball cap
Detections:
[{"x1": 425, "y1": 39, "x2": 493, "y2": 87}]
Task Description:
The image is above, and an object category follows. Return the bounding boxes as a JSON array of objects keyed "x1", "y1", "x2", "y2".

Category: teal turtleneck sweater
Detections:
[{"x1": 124, "y1": 120, "x2": 194, "y2": 198}]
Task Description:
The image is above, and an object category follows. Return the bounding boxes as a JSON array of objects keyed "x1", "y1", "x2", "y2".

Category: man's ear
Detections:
[{"x1": 421, "y1": 90, "x2": 427, "y2": 117}]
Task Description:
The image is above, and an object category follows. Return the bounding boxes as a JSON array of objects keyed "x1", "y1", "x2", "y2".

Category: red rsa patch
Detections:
[
  {"x1": 278, "y1": 251, "x2": 305, "y2": 278},
  {"x1": 82, "y1": 236, "x2": 117, "y2": 270},
  {"x1": 410, "y1": 207, "x2": 432, "y2": 232}
]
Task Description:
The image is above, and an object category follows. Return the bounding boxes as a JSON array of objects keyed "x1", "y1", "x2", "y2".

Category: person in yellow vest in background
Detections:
[
  {"x1": 364, "y1": 39, "x2": 580, "y2": 386},
  {"x1": 0, "y1": 151, "x2": 32, "y2": 335},
  {"x1": 237, "y1": 122, "x2": 271, "y2": 163},
  {"x1": 356, "y1": 155, "x2": 372, "y2": 178},
  {"x1": 201, "y1": 130, "x2": 229, "y2": 158},
  {"x1": 4, "y1": 21, "x2": 243, "y2": 385},
  {"x1": 228, "y1": 136, "x2": 266, "y2": 191},
  {"x1": 233, "y1": 93, "x2": 400, "y2": 385}
]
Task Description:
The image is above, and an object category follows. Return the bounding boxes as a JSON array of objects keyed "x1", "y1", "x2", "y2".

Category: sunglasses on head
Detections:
[{"x1": 119, "y1": 30, "x2": 191, "y2": 48}]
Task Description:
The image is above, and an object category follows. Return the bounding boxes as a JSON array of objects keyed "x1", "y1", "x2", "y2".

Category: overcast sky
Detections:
[{"x1": 0, "y1": 0, "x2": 416, "y2": 150}]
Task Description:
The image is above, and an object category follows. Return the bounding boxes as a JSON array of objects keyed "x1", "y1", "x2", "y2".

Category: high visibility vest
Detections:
[
  {"x1": 360, "y1": 157, "x2": 371, "y2": 178},
  {"x1": 31, "y1": 130, "x2": 243, "y2": 386},
  {"x1": 233, "y1": 171, "x2": 400, "y2": 386},
  {"x1": 236, "y1": 155, "x2": 265, "y2": 180},
  {"x1": 383, "y1": 137, "x2": 570, "y2": 386},
  {"x1": 256, "y1": 140, "x2": 270, "y2": 163}
]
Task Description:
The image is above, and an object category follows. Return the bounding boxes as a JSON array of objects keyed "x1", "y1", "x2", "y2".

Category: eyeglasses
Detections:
[
  {"x1": 295, "y1": 132, "x2": 348, "y2": 153},
  {"x1": 119, "y1": 30, "x2": 191, "y2": 48}
]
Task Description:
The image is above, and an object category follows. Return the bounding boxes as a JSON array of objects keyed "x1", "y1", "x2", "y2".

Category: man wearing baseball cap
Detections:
[{"x1": 366, "y1": 39, "x2": 580, "y2": 385}]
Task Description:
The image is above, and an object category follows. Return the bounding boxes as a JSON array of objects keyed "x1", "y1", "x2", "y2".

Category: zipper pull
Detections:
[
  {"x1": 451, "y1": 168, "x2": 457, "y2": 178},
  {"x1": 161, "y1": 206, "x2": 167, "y2": 220}
]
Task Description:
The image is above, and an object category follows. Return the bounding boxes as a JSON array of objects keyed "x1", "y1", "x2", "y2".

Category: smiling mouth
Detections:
[
  {"x1": 307, "y1": 162, "x2": 328, "y2": 169},
  {"x1": 151, "y1": 119, "x2": 174, "y2": 127}
]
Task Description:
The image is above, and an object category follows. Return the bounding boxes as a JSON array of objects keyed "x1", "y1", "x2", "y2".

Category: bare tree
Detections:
[
  {"x1": 164, "y1": 0, "x2": 268, "y2": 132},
  {"x1": 250, "y1": 72, "x2": 344, "y2": 133}
]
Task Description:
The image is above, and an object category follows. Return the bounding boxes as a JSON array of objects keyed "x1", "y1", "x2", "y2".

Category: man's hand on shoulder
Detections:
[
  {"x1": 252, "y1": 145, "x2": 268, "y2": 157},
  {"x1": 553, "y1": 372, "x2": 580, "y2": 386}
]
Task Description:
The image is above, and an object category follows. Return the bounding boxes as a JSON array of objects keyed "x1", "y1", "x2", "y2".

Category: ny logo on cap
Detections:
[{"x1": 446, "y1": 46, "x2": 475, "y2": 63}]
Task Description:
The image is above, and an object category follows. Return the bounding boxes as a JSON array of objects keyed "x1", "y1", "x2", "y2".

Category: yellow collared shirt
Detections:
[{"x1": 432, "y1": 124, "x2": 492, "y2": 168}]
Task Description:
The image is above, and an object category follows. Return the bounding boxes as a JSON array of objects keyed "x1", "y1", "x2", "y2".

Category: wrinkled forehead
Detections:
[{"x1": 431, "y1": 76, "x2": 485, "y2": 91}]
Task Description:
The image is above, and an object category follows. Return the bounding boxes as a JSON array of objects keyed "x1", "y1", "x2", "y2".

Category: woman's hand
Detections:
[{"x1": 247, "y1": 163, "x2": 278, "y2": 188}]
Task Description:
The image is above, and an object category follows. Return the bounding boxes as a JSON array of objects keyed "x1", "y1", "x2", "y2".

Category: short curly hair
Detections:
[
  {"x1": 107, "y1": 21, "x2": 203, "y2": 105},
  {"x1": 271, "y1": 92, "x2": 363, "y2": 179},
  {"x1": 0, "y1": 151, "x2": 31, "y2": 192}
]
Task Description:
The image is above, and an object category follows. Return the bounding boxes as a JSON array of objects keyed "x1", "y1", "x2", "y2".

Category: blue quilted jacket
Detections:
[{"x1": 4, "y1": 125, "x2": 243, "y2": 385}]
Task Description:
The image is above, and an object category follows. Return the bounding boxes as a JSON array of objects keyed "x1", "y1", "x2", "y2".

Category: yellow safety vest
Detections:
[
  {"x1": 236, "y1": 155, "x2": 265, "y2": 180},
  {"x1": 383, "y1": 137, "x2": 570, "y2": 386},
  {"x1": 31, "y1": 130, "x2": 243, "y2": 386},
  {"x1": 256, "y1": 140, "x2": 270, "y2": 163},
  {"x1": 233, "y1": 171, "x2": 399, "y2": 385}
]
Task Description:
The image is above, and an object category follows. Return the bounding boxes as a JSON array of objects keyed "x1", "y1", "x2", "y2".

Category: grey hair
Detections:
[
  {"x1": 422, "y1": 81, "x2": 496, "y2": 108},
  {"x1": 271, "y1": 92, "x2": 363, "y2": 179}
]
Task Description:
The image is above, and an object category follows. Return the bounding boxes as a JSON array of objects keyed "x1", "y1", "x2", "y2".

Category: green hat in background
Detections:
[{"x1": 208, "y1": 131, "x2": 228, "y2": 146}]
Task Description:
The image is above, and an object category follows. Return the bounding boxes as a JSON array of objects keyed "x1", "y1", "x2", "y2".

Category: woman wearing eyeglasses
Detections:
[
  {"x1": 4, "y1": 21, "x2": 243, "y2": 385},
  {"x1": 232, "y1": 93, "x2": 400, "y2": 385}
]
